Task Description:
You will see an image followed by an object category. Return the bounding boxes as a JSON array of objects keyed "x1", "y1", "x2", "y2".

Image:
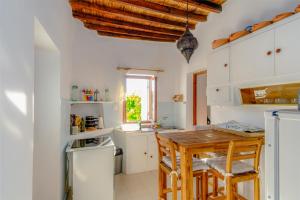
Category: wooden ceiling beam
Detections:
[
  {"x1": 85, "y1": 23, "x2": 179, "y2": 41},
  {"x1": 73, "y1": 12, "x2": 184, "y2": 36},
  {"x1": 175, "y1": 0, "x2": 222, "y2": 13},
  {"x1": 112, "y1": 0, "x2": 207, "y2": 22},
  {"x1": 97, "y1": 31, "x2": 176, "y2": 43},
  {"x1": 70, "y1": 0, "x2": 196, "y2": 30}
]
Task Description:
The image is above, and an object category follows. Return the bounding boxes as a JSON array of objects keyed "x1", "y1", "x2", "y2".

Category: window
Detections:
[{"x1": 124, "y1": 75, "x2": 157, "y2": 123}]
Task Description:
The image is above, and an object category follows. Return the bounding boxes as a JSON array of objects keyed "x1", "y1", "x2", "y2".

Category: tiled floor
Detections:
[
  {"x1": 115, "y1": 171, "x2": 158, "y2": 200},
  {"x1": 114, "y1": 171, "x2": 206, "y2": 200},
  {"x1": 115, "y1": 171, "x2": 258, "y2": 200}
]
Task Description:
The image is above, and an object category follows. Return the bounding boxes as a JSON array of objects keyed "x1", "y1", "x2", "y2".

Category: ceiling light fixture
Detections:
[{"x1": 176, "y1": 0, "x2": 198, "y2": 63}]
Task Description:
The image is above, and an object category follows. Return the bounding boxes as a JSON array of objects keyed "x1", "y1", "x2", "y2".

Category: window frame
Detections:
[{"x1": 123, "y1": 75, "x2": 157, "y2": 123}]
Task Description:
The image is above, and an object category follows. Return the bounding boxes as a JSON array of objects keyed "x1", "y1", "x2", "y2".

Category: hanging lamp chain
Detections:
[{"x1": 186, "y1": 0, "x2": 189, "y2": 28}]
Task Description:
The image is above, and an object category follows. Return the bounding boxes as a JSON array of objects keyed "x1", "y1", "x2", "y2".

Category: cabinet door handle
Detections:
[
  {"x1": 216, "y1": 88, "x2": 220, "y2": 92},
  {"x1": 150, "y1": 155, "x2": 153, "y2": 158},
  {"x1": 266, "y1": 51, "x2": 272, "y2": 56},
  {"x1": 224, "y1": 63, "x2": 228, "y2": 68},
  {"x1": 144, "y1": 152, "x2": 147, "y2": 155},
  {"x1": 276, "y1": 48, "x2": 282, "y2": 54}
]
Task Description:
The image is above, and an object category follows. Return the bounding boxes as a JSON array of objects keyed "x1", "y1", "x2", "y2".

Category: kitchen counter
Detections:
[{"x1": 115, "y1": 127, "x2": 186, "y2": 136}]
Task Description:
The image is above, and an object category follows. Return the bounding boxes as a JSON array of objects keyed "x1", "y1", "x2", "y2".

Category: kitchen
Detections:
[{"x1": 1, "y1": 0, "x2": 300, "y2": 200}]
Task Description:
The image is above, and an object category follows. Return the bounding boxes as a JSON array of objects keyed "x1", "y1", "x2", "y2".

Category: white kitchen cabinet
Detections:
[
  {"x1": 120, "y1": 132, "x2": 158, "y2": 174},
  {"x1": 230, "y1": 30, "x2": 275, "y2": 83},
  {"x1": 208, "y1": 47, "x2": 230, "y2": 87},
  {"x1": 207, "y1": 86, "x2": 232, "y2": 106},
  {"x1": 146, "y1": 134, "x2": 159, "y2": 171},
  {"x1": 275, "y1": 18, "x2": 300, "y2": 76},
  {"x1": 125, "y1": 134, "x2": 148, "y2": 174}
]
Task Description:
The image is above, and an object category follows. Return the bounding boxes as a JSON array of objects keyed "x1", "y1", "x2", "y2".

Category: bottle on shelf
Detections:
[
  {"x1": 71, "y1": 85, "x2": 80, "y2": 101},
  {"x1": 80, "y1": 117, "x2": 86, "y2": 132},
  {"x1": 104, "y1": 88, "x2": 110, "y2": 101}
]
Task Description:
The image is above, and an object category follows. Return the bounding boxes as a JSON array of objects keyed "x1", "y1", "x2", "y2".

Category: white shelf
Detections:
[
  {"x1": 70, "y1": 128, "x2": 114, "y2": 140},
  {"x1": 69, "y1": 101, "x2": 114, "y2": 105}
]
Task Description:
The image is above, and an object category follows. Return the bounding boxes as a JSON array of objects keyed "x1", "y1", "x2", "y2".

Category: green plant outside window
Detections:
[{"x1": 126, "y1": 95, "x2": 142, "y2": 122}]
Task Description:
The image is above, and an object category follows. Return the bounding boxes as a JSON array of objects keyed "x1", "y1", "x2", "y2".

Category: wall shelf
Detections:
[
  {"x1": 69, "y1": 101, "x2": 114, "y2": 105},
  {"x1": 240, "y1": 82, "x2": 300, "y2": 105}
]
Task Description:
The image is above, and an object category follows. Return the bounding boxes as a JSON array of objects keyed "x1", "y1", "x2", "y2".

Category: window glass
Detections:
[{"x1": 125, "y1": 75, "x2": 156, "y2": 122}]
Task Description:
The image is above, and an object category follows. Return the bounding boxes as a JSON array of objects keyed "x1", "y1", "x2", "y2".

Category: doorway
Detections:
[{"x1": 193, "y1": 71, "x2": 208, "y2": 126}]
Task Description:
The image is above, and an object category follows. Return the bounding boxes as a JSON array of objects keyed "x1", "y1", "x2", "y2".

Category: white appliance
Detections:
[
  {"x1": 265, "y1": 109, "x2": 300, "y2": 200},
  {"x1": 66, "y1": 136, "x2": 115, "y2": 200}
]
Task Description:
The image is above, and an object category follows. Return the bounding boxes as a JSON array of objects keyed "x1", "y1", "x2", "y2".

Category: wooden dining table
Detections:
[{"x1": 159, "y1": 128, "x2": 264, "y2": 200}]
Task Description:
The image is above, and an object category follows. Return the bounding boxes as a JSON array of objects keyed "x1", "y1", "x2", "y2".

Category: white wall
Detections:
[
  {"x1": 33, "y1": 0, "x2": 75, "y2": 199},
  {"x1": 33, "y1": 47, "x2": 61, "y2": 200},
  {"x1": 0, "y1": 0, "x2": 75, "y2": 199},
  {"x1": 71, "y1": 21, "x2": 186, "y2": 127},
  {"x1": 71, "y1": 21, "x2": 184, "y2": 102},
  {"x1": 0, "y1": 0, "x2": 34, "y2": 199}
]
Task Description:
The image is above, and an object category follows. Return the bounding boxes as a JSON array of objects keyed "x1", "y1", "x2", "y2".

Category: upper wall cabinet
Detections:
[
  {"x1": 275, "y1": 19, "x2": 300, "y2": 76},
  {"x1": 208, "y1": 47, "x2": 230, "y2": 87},
  {"x1": 230, "y1": 30, "x2": 275, "y2": 83}
]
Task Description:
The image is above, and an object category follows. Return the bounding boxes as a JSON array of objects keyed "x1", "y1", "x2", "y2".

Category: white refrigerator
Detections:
[{"x1": 265, "y1": 109, "x2": 300, "y2": 200}]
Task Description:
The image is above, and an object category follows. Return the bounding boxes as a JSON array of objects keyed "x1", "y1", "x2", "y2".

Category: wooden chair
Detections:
[
  {"x1": 207, "y1": 139, "x2": 264, "y2": 200},
  {"x1": 155, "y1": 133, "x2": 209, "y2": 200}
]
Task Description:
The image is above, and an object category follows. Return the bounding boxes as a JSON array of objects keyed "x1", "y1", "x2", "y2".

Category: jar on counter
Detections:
[{"x1": 71, "y1": 85, "x2": 80, "y2": 101}]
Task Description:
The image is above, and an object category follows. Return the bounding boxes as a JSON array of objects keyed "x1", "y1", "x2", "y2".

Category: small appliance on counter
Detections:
[{"x1": 66, "y1": 136, "x2": 115, "y2": 200}]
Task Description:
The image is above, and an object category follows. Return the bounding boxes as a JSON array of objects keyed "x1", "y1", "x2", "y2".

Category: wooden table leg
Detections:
[{"x1": 180, "y1": 146, "x2": 193, "y2": 200}]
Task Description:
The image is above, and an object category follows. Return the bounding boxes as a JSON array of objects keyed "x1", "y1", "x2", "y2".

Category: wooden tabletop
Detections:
[{"x1": 159, "y1": 129, "x2": 253, "y2": 148}]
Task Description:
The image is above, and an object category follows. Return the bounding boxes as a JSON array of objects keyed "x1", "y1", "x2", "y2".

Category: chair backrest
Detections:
[
  {"x1": 155, "y1": 132, "x2": 177, "y2": 170},
  {"x1": 226, "y1": 139, "x2": 264, "y2": 174}
]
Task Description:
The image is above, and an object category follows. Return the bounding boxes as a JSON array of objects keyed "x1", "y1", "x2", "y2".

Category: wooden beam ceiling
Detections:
[
  {"x1": 73, "y1": 12, "x2": 184, "y2": 36},
  {"x1": 110, "y1": 0, "x2": 207, "y2": 22},
  {"x1": 148, "y1": 0, "x2": 222, "y2": 14},
  {"x1": 69, "y1": 0, "x2": 225, "y2": 42},
  {"x1": 85, "y1": 23, "x2": 180, "y2": 40},
  {"x1": 184, "y1": 0, "x2": 222, "y2": 13},
  {"x1": 98, "y1": 31, "x2": 176, "y2": 42},
  {"x1": 70, "y1": 0, "x2": 196, "y2": 29}
]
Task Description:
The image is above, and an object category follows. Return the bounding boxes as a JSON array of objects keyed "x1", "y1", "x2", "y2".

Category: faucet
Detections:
[{"x1": 138, "y1": 121, "x2": 142, "y2": 131}]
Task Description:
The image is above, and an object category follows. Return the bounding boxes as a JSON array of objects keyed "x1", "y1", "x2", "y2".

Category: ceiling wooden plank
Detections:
[
  {"x1": 111, "y1": 0, "x2": 207, "y2": 22},
  {"x1": 70, "y1": 0, "x2": 196, "y2": 29},
  {"x1": 73, "y1": 12, "x2": 184, "y2": 36},
  {"x1": 175, "y1": 0, "x2": 222, "y2": 13},
  {"x1": 85, "y1": 23, "x2": 179, "y2": 40},
  {"x1": 98, "y1": 31, "x2": 176, "y2": 42}
]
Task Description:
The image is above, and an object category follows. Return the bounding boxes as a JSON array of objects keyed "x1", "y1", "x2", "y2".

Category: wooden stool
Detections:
[
  {"x1": 155, "y1": 133, "x2": 209, "y2": 200},
  {"x1": 207, "y1": 139, "x2": 263, "y2": 200}
]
